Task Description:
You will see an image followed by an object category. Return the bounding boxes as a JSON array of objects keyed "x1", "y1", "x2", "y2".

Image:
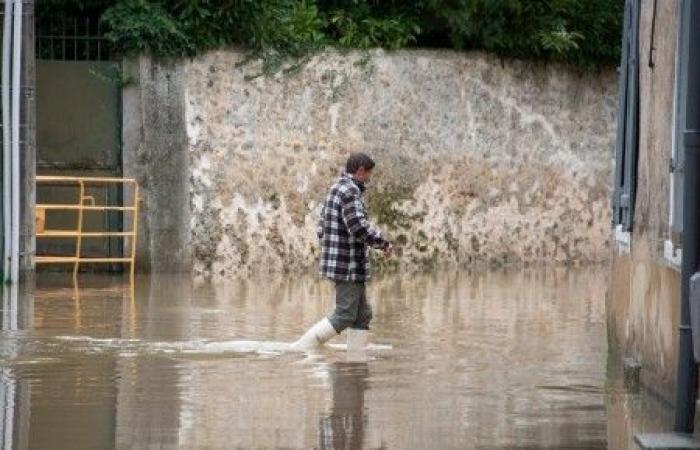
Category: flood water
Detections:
[{"x1": 0, "y1": 267, "x2": 674, "y2": 449}]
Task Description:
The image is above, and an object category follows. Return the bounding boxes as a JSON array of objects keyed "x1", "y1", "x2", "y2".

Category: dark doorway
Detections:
[{"x1": 35, "y1": 10, "x2": 123, "y2": 271}]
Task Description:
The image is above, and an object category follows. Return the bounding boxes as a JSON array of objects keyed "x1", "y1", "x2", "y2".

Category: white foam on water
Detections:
[
  {"x1": 178, "y1": 340, "x2": 292, "y2": 355},
  {"x1": 55, "y1": 335, "x2": 100, "y2": 342},
  {"x1": 11, "y1": 357, "x2": 60, "y2": 365},
  {"x1": 51, "y1": 335, "x2": 392, "y2": 358},
  {"x1": 56, "y1": 336, "x2": 141, "y2": 344},
  {"x1": 326, "y1": 343, "x2": 393, "y2": 352}
]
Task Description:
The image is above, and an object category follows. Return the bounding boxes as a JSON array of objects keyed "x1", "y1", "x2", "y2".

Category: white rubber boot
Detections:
[
  {"x1": 290, "y1": 318, "x2": 338, "y2": 351},
  {"x1": 346, "y1": 328, "x2": 368, "y2": 362}
]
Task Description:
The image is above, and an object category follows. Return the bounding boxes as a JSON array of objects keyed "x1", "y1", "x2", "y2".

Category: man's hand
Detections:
[{"x1": 382, "y1": 244, "x2": 393, "y2": 259}]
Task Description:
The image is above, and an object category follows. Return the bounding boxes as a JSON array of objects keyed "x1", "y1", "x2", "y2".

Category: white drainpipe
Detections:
[
  {"x1": 9, "y1": 0, "x2": 21, "y2": 283},
  {"x1": 2, "y1": 0, "x2": 12, "y2": 281}
]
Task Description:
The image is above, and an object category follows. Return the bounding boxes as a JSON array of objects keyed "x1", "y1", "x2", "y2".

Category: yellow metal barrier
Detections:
[{"x1": 35, "y1": 176, "x2": 139, "y2": 279}]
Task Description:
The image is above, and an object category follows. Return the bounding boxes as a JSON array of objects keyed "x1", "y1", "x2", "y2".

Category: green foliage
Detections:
[
  {"x1": 239, "y1": 0, "x2": 327, "y2": 74},
  {"x1": 101, "y1": 0, "x2": 192, "y2": 56},
  {"x1": 416, "y1": 0, "x2": 624, "y2": 67},
  {"x1": 327, "y1": 4, "x2": 419, "y2": 50},
  {"x1": 89, "y1": 63, "x2": 136, "y2": 87},
  {"x1": 41, "y1": 0, "x2": 624, "y2": 70},
  {"x1": 538, "y1": 27, "x2": 584, "y2": 56}
]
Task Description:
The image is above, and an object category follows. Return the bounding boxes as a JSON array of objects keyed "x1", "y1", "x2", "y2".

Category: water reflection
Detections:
[
  {"x1": 318, "y1": 362, "x2": 369, "y2": 449},
  {"x1": 605, "y1": 358, "x2": 675, "y2": 450},
  {"x1": 0, "y1": 267, "x2": 675, "y2": 449},
  {"x1": 0, "y1": 283, "x2": 32, "y2": 450},
  {"x1": 0, "y1": 367, "x2": 30, "y2": 450}
]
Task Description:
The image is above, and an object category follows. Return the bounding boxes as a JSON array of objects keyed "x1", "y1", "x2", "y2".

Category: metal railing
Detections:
[
  {"x1": 35, "y1": 175, "x2": 139, "y2": 279},
  {"x1": 36, "y1": 13, "x2": 113, "y2": 61}
]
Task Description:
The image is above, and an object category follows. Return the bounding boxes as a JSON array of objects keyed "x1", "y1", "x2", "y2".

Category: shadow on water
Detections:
[{"x1": 0, "y1": 267, "x2": 676, "y2": 449}]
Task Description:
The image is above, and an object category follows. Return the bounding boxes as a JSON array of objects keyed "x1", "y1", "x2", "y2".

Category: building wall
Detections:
[
  {"x1": 122, "y1": 57, "x2": 192, "y2": 273},
  {"x1": 607, "y1": 0, "x2": 681, "y2": 400},
  {"x1": 124, "y1": 49, "x2": 617, "y2": 278}
]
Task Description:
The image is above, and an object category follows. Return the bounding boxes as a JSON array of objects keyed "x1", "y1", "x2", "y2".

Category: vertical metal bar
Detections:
[
  {"x1": 49, "y1": 16, "x2": 53, "y2": 61},
  {"x1": 74, "y1": 181, "x2": 85, "y2": 280},
  {"x1": 86, "y1": 16, "x2": 90, "y2": 61},
  {"x1": 671, "y1": 0, "x2": 690, "y2": 234},
  {"x1": 622, "y1": 0, "x2": 640, "y2": 231},
  {"x1": 648, "y1": 0, "x2": 657, "y2": 68},
  {"x1": 97, "y1": 19, "x2": 101, "y2": 60},
  {"x1": 613, "y1": 0, "x2": 632, "y2": 226},
  {"x1": 3, "y1": 0, "x2": 13, "y2": 281},
  {"x1": 10, "y1": 0, "x2": 23, "y2": 283},
  {"x1": 49, "y1": 17, "x2": 56, "y2": 59},
  {"x1": 128, "y1": 276, "x2": 135, "y2": 333},
  {"x1": 73, "y1": 17, "x2": 77, "y2": 61},
  {"x1": 104, "y1": 185, "x2": 109, "y2": 266},
  {"x1": 117, "y1": 62, "x2": 124, "y2": 260},
  {"x1": 61, "y1": 15, "x2": 66, "y2": 61},
  {"x1": 129, "y1": 183, "x2": 139, "y2": 280},
  {"x1": 675, "y1": 0, "x2": 700, "y2": 433},
  {"x1": 72, "y1": 277, "x2": 81, "y2": 329},
  {"x1": 6, "y1": 283, "x2": 17, "y2": 330}
]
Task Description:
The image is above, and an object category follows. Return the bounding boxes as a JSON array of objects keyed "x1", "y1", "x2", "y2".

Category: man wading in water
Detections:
[{"x1": 292, "y1": 153, "x2": 393, "y2": 351}]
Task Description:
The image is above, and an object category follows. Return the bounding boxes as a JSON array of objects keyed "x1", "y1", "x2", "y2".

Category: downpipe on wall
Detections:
[
  {"x1": 9, "y1": 0, "x2": 21, "y2": 283},
  {"x1": 675, "y1": 0, "x2": 700, "y2": 434},
  {"x1": 2, "y1": 0, "x2": 12, "y2": 282},
  {"x1": 0, "y1": 0, "x2": 23, "y2": 283}
]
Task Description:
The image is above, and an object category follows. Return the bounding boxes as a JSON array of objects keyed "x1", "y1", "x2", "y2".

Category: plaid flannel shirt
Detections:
[{"x1": 317, "y1": 173, "x2": 390, "y2": 282}]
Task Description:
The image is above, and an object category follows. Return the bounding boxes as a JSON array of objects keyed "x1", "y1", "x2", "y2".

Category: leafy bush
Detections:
[
  {"x1": 101, "y1": 0, "x2": 191, "y2": 56},
  {"x1": 326, "y1": 2, "x2": 419, "y2": 50},
  {"x1": 417, "y1": 0, "x2": 623, "y2": 66},
  {"x1": 40, "y1": 0, "x2": 624, "y2": 69}
]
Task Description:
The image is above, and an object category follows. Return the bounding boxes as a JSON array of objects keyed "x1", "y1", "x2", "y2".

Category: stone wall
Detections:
[{"x1": 126, "y1": 49, "x2": 617, "y2": 278}]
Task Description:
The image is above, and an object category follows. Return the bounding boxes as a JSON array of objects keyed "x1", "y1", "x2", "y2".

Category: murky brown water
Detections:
[{"x1": 0, "y1": 267, "x2": 673, "y2": 449}]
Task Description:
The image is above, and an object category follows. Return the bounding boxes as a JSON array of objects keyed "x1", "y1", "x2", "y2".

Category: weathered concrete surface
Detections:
[
  {"x1": 181, "y1": 49, "x2": 617, "y2": 279},
  {"x1": 606, "y1": 0, "x2": 680, "y2": 402},
  {"x1": 122, "y1": 57, "x2": 192, "y2": 273},
  {"x1": 20, "y1": 2, "x2": 36, "y2": 277}
]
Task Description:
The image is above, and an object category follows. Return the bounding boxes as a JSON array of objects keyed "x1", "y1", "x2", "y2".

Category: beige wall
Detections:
[{"x1": 607, "y1": 0, "x2": 681, "y2": 400}]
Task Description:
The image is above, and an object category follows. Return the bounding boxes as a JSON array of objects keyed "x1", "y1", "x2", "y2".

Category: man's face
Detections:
[{"x1": 355, "y1": 167, "x2": 372, "y2": 184}]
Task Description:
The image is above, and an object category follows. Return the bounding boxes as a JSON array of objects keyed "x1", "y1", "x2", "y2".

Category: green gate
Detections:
[{"x1": 35, "y1": 13, "x2": 123, "y2": 271}]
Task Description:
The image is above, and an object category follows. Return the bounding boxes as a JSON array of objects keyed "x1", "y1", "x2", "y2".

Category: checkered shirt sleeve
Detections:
[{"x1": 340, "y1": 191, "x2": 389, "y2": 250}]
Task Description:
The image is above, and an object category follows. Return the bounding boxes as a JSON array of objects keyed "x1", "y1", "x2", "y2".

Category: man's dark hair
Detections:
[{"x1": 346, "y1": 153, "x2": 375, "y2": 174}]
